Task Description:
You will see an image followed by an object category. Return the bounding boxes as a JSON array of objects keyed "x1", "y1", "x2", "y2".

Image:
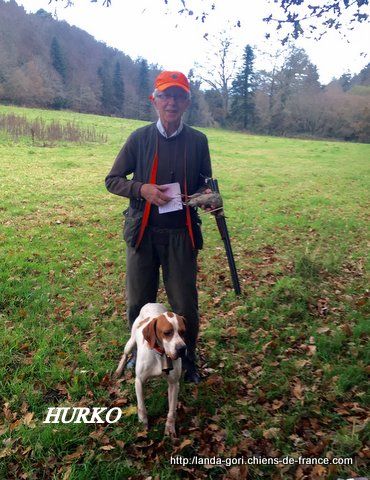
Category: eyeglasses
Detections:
[{"x1": 155, "y1": 93, "x2": 189, "y2": 102}]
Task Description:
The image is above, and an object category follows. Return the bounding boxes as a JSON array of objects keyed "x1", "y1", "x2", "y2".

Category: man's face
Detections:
[{"x1": 153, "y1": 86, "x2": 190, "y2": 126}]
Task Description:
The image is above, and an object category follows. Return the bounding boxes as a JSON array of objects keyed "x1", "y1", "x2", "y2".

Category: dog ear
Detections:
[
  {"x1": 143, "y1": 317, "x2": 158, "y2": 349},
  {"x1": 176, "y1": 315, "x2": 187, "y2": 336}
]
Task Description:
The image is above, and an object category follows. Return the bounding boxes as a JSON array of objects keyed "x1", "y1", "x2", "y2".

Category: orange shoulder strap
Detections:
[
  {"x1": 184, "y1": 144, "x2": 196, "y2": 249},
  {"x1": 135, "y1": 134, "x2": 196, "y2": 250},
  {"x1": 135, "y1": 148, "x2": 159, "y2": 249}
]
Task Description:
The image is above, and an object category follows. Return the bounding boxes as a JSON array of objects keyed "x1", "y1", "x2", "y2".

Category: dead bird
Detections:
[{"x1": 185, "y1": 192, "x2": 223, "y2": 210}]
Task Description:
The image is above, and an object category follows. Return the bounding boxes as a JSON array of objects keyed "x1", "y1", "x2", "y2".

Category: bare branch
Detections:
[{"x1": 47, "y1": 0, "x2": 369, "y2": 43}]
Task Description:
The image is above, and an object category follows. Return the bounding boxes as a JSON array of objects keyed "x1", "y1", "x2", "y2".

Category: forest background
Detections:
[{"x1": 0, "y1": 0, "x2": 369, "y2": 142}]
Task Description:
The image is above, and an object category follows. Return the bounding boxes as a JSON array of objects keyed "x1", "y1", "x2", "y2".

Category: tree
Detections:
[
  {"x1": 0, "y1": 0, "x2": 161, "y2": 117},
  {"x1": 186, "y1": 69, "x2": 214, "y2": 126},
  {"x1": 282, "y1": 46, "x2": 321, "y2": 94},
  {"x1": 351, "y1": 62, "x2": 370, "y2": 86},
  {"x1": 195, "y1": 32, "x2": 237, "y2": 126},
  {"x1": 113, "y1": 61, "x2": 125, "y2": 115},
  {"x1": 263, "y1": 0, "x2": 369, "y2": 43},
  {"x1": 97, "y1": 61, "x2": 114, "y2": 113},
  {"x1": 137, "y1": 58, "x2": 151, "y2": 120},
  {"x1": 72, "y1": 85, "x2": 99, "y2": 113},
  {"x1": 36, "y1": 8, "x2": 53, "y2": 19},
  {"x1": 48, "y1": 0, "x2": 369, "y2": 42},
  {"x1": 339, "y1": 72, "x2": 353, "y2": 91},
  {"x1": 50, "y1": 37, "x2": 67, "y2": 82},
  {"x1": 186, "y1": 69, "x2": 201, "y2": 126},
  {"x1": 267, "y1": 46, "x2": 321, "y2": 133},
  {"x1": 354, "y1": 106, "x2": 370, "y2": 142},
  {"x1": 230, "y1": 45, "x2": 256, "y2": 129}
]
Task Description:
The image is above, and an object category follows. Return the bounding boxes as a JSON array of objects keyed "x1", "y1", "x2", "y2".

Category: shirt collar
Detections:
[{"x1": 156, "y1": 119, "x2": 184, "y2": 139}]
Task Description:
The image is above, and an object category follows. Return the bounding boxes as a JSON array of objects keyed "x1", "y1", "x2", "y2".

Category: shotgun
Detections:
[{"x1": 205, "y1": 177, "x2": 241, "y2": 295}]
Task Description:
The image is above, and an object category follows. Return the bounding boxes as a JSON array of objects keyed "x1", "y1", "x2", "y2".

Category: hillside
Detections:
[
  {"x1": 0, "y1": 0, "x2": 159, "y2": 119},
  {"x1": 0, "y1": 1, "x2": 369, "y2": 141}
]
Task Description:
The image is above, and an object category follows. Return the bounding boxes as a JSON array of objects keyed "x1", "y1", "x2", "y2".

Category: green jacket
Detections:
[{"x1": 105, "y1": 123, "x2": 212, "y2": 249}]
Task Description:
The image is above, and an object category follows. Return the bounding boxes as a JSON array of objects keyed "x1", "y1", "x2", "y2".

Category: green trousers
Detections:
[{"x1": 125, "y1": 227, "x2": 199, "y2": 361}]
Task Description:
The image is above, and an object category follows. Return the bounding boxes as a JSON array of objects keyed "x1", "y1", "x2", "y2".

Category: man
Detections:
[{"x1": 105, "y1": 71, "x2": 212, "y2": 383}]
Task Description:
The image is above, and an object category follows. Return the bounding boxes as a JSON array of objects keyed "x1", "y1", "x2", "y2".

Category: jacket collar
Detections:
[{"x1": 156, "y1": 119, "x2": 184, "y2": 139}]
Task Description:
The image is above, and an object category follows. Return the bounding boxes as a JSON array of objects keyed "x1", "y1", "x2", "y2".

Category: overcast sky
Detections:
[{"x1": 14, "y1": 0, "x2": 370, "y2": 84}]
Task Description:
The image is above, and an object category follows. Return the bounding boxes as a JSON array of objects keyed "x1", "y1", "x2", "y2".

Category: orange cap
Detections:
[{"x1": 154, "y1": 71, "x2": 190, "y2": 93}]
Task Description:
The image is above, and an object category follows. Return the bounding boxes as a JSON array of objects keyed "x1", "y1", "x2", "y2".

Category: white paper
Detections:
[{"x1": 158, "y1": 182, "x2": 183, "y2": 214}]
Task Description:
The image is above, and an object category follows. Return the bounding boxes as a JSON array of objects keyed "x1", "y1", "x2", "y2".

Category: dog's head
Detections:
[{"x1": 143, "y1": 312, "x2": 187, "y2": 360}]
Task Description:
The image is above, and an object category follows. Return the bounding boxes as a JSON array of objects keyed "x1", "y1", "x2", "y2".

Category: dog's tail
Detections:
[{"x1": 114, "y1": 336, "x2": 136, "y2": 379}]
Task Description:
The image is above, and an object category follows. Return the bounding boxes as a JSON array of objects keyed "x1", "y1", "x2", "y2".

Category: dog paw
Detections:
[
  {"x1": 164, "y1": 422, "x2": 177, "y2": 438},
  {"x1": 138, "y1": 413, "x2": 148, "y2": 428}
]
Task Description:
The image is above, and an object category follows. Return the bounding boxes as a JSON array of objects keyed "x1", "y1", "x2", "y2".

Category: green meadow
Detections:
[{"x1": 0, "y1": 105, "x2": 369, "y2": 480}]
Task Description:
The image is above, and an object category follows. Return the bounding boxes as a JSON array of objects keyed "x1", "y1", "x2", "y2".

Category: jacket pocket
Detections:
[{"x1": 123, "y1": 208, "x2": 144, "y2": 247}]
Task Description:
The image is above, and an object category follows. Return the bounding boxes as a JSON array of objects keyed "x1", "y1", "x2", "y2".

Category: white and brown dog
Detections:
[{"x1": 115, "y1": 303, "x2": 187, "y2": 437}]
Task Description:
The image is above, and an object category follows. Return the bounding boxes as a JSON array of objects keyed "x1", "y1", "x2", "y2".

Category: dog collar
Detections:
[
  {"x1": 153, "y1": 345, "x2": 165, "y2": 355},
  {"x1": 152, "y1": 345, "x2": 174, "y2": 375}
]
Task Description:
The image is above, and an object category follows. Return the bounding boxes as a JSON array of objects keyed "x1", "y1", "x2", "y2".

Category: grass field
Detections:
[{"x1": 0, "y1": 104, "x2": 369, "y2": 480}]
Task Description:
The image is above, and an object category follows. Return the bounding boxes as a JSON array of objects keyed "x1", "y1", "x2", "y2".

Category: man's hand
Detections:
[
  {"x1": 197, "y1": 189, "x2": 222, "y2": 214},
  {"x1": 140, "y1": 184, "x2": 172, "y2": 206}
]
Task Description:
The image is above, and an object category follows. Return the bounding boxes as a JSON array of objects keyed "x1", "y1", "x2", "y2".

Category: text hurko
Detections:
[{"x1": 43, "y1": 407, "x2": 123, "y2": 424}]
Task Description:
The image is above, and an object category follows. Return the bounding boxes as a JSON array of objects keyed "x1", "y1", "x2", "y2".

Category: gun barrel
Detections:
[
  {"x1": 206, "y1": 177, "x2": 241, "y2": 295},
  {"x1": 217, "y1": 216, "x2": 241, "y2": 295}
]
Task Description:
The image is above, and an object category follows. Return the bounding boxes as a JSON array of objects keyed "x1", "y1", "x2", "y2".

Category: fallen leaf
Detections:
[
  {"x1": 22, "y1": 446, "x2": 32, "y2": 456},
  {"x1": 64, "y1": 447, "x2": 83, "y2": 462},
  {"x1": 110, "y1": 398, "x2": 127, "y2": 407},
  {"x1": 99, "y1": 435, "x2": 110, "y2": 445},
  {"x1": 9, "y1": 419, "x2": 22, "y2": 431},
  {"x1": 3, "y1": 403, "x2": 12, "y2": 421},
  {"x1": 263, "y1": 427, "x2": 280, "y2": 439},
  {"x1": 293, "y1": 380, "x2": 304, "y2": 400},
  {"x1": 122, "y1": 405, "x2": 137, "y2": 417},
  {"x1": 0, "y1": 447, "x2": 12, "y2": 459},
  {"x1": 23, "y1": 412, "x2": 34, "y2": 426},
  {"x1": 205, "y1": 375, "x2": 223, "y2": 387},
  {"x1": 295, "y1": 359, "x2": 310, "y2": 368},
  {"x1": 226, "y1": 326, "x2": 238, "y2": 337},
  {"x1": 178, "y1": 438, "x2": 192, "y2": 451},
  {"x1": 62, "y1": 466, "x2": 72, "y2": 480},
  {"x1": 311, "y1": 464, "x2": 327, "y2": 478},
  {"x1": 307, "y1": 345, "x2": 317, "y2": 356},
  {"x1": 341, "y1": 324, "x2": 353, "y2": 336},
  {"x1": 272, "y1": 400, "x2": 284, "y2": 410},
  {"x1": 317, "y1": 298, "x2": 329, "y2": 316},
  {"x1": 262, "y1": 340, "x2": 277, "y2": 353},
  {"x1": 100, "y1": 445, "x2": 115, "y2": 451},
  {"x1": 99, "y1": 373, "x2": 111, "y2": 386},
  {"x1": 228, "y1": 465, "x2": 248, "y2": 479},
  {"x1": 317, "y1": 327, "x2": 330, "y2": 334},
  {"x1": 89, "y1": 429, "x2": 104, "y2": 440},
  {"x1": 295, "y1": 466, "x2": 305, "y2": 479}
]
